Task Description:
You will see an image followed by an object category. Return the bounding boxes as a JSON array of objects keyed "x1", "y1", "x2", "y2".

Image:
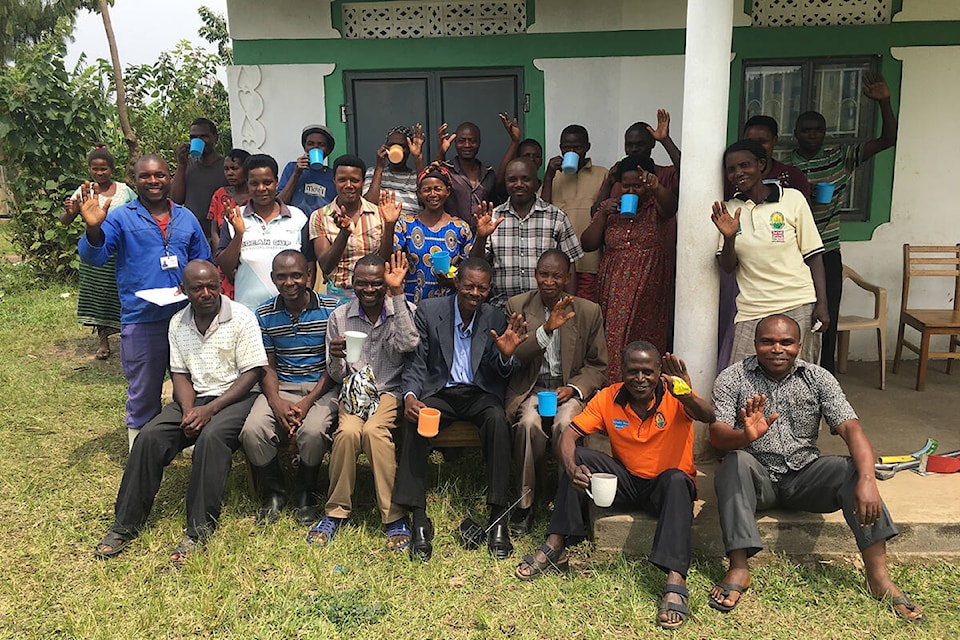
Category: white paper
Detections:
[{"x1": 135, "y1": 286, "x2": 187, "y2": 307}]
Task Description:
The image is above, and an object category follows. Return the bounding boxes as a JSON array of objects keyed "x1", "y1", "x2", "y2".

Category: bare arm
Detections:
[
  {"x1": 861, "y1": 73, "x2": 898, "y2": 163},
  {"x1": 170, "y1": 144, "x2": 189, "y2": 204},
  {"x1": 580, "y1": 200, "x2": 613, "y2": 253},
  {"x1": 836, "y1": 418, "x2": 884, "y2": 525},
  {"x1": 278, "y1": 156, "x2": 308, "y2": 205},
  {"x1": 805, "y1": 252, "x2": 830, "y2": 329}
]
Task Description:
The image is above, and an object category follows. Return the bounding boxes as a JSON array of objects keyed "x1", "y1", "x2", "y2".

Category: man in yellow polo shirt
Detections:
[{"x1": 514, "y1": 340, "x2": 715, "y2": 631}]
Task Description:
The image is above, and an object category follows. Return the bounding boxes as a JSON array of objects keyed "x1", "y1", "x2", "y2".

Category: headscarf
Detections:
[
  {"x1": 385, "y1": 126, "x2": 412, "y2": 142},
  {"x1": 416, "y1": 162, "x2": 453, "y2": 189}
]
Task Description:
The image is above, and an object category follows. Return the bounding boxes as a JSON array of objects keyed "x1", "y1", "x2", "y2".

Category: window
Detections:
[{"x1": 741, "y1": 56, "x2": 880, "y2": 221}]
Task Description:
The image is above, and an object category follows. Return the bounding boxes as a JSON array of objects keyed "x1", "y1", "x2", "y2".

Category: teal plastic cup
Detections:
[
  {"x1": 538, "y1": 391, "x2": 558, "y2": 417},
  {"x1": 308, "y1": 148, "x2": 325, "y2": 170},
  {"x1": 813, "y1": 182, "x2": 835, "y2": 204},
  {"x1": 432, "y1": 250, "x2": 451, "y2": 275},
  {"x1": 620, "y1": 193, "x2": 639, "y2": 217},
  {"x1": 189, "y1": 138, "x2": 205, "y2": 158}
]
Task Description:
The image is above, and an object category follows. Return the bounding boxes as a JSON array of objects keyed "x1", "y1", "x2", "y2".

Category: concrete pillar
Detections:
[{"x1": 675, "y1": 0, "x2": 734, "y2": 460}]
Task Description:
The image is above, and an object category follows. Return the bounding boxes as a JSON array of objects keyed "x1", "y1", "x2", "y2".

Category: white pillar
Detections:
[{"x1": 675, "y1": 0, "x2": 734, "y2": 459}]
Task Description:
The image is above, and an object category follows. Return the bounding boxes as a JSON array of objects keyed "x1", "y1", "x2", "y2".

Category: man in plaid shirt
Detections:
[{"x1": 471, "y1": 158, "x2": 583, "y2": 309}]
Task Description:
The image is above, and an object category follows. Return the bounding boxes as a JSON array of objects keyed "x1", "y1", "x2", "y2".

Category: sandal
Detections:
[
  {"x1": 95, "y1": 347, "x2": 110, "y2": 360},
  {"x1": 515, "y1": 542, "x2": 568, "y2": 581},
  {"x1": 708, "y1": 581, "x2": 749, "y2": 613},
  {"x1": 385, "y1": 518, "x2": 412, "y2": 552},
  {"x1": 169, "y1": 536, "x2": 198, "y2": 565},
  {"x1": 889, "y1": 595, "x2": 926, "y2": 624},
  {"x1": 657, "y1": 583, "x2": 690, "y2": 631},
  {"x1": 306, "y1": 516, "x2": 343, "y2": 547},
  {"x1": 93, "y1": 531, "x2": 130, "y2": 559}
]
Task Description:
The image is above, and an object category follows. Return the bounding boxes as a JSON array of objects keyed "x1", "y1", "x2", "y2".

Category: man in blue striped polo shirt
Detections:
[{"x1": 240, "y1": 250, "x2": 340, "y2": 525}]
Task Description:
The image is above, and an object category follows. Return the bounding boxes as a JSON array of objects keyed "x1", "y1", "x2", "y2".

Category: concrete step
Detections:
[{"x1": 591, "y1": 460, "x2": 960, "y2": 562}]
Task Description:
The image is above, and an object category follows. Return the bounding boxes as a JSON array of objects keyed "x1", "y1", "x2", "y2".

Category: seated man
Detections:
[
  {"x1": 505, "y1": 249, "x2": 608, "y2": 535},
  {"x1": 239, "y1": 250, "x2": 339, "y2": 525},
  {"x1": 392, "y1": 257, "x2": 527, "y2": 561},
  {"x1": 709, "y1": 314, "x2": 924, "y2": 623},
  {"x1": 516, "y1": 342, "x2": 715, "y2": 632},
  {"x1": 471, "y1": 157, "x2": 584, "y2": 309},
  {"x1": 93, "y1": 260, "x2": 267, "y2": 563},
  {"x1": 307, "y1": 252, "x2": 419, "y2": 548}
]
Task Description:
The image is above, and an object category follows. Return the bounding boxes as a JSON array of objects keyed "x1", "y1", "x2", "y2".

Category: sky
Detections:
[{"x1": 65, "y1": 0, "x2": 229, "y2": 69}]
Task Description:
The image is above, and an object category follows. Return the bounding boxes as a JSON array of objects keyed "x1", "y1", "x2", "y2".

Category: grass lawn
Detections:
[{"x1": 0, "y1": 251, "x2": 957, "y2": 638}]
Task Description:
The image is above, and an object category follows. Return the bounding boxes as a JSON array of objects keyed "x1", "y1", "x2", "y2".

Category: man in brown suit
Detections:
[{"x1": 505, "y1": 249, "x2": 608, "y2": 535}]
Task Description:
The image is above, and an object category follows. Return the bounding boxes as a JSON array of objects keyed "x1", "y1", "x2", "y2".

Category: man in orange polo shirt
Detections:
[{"x1": 515, "y1": 340, "x2": 714, "y2": 631}]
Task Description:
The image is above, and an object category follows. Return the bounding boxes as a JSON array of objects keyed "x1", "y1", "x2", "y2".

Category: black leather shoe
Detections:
[
  {"x1": 251, "y1": 459, "x2": 287, "y2": 524},
  {"x1": 487, "y1": 521, "x2": 514, "y2": 560},
  {"x1": 509, "y1": 506, "x2": 534, "y2": 537},
  {"x1": 409, "y1": 518, "x2": 434, "y2": 561},
  {"x1": 293, "y1": 463, "x2": 321, "y2": 525}
]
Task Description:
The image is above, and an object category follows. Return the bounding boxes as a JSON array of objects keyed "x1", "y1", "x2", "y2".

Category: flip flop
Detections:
[
  {"x1": 169, "y1": 536, "x2": 198, "y2": 565},
  {"x1": 889, "y1": 595, "x2": 926, "y2": 623},
  {"x1": 93, "y1": 531, "x2": 130, "y2": 559},
  {"x1": 709, "y1": 581, "x2": 749, "y2": 612},
  {"x1": 657, "y1": 583, "x2": 690, "y2": 630}
]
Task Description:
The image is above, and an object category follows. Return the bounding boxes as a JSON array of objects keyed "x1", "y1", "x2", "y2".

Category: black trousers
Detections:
[
  {"x1": 110, "y1": 393, "x2": 256, "y2": 541},
  {"x1": 547, "y1": 446, "x2": 695, "y2": 577},
  {"x1": 392, "y1": 385, "x2": 512, "y2": 510},
  {"x1": 820, "y1": 248, "x2": 843, "y2": 373}
]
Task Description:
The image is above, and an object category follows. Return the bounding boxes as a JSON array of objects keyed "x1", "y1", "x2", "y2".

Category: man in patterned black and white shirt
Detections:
[{"x1": 707, "y1": 314, "x2": 925, "y2": 623}]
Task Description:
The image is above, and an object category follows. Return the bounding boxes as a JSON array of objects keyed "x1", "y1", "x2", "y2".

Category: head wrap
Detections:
[
  {"x1": 417, "y1": 162, "x2": 452, "y2": 189},
  {"x1": 385, "y1": 126, "x2": 412, "y2": 142}
]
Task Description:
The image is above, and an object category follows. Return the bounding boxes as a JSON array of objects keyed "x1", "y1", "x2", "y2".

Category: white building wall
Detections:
[
  {"x1": 895, "y1": 0, "x2": 960, "y2": 21},
  {"x1": 534, "y1": 56, "x2": 684, "y2": 168},
  {"x1": 527, "y1": 0, "x2": 751, "y2": 32},
  {"x1": 841, "y1": 46, "x2": 960, "y2": 360},
  {"x1": 227, "y1": 64, "x2": 337, "y2": 164},
  {"x1": 228, "y1": 0, "x2": 339, "y2": 40}
]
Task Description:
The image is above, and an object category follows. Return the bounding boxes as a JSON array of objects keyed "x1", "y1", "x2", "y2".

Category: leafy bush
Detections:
[{"x1": 0, "y1": 27, "x2": 114, "y2": 279}]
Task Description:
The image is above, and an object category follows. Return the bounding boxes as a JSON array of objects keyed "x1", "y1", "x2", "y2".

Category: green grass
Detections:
[{"x1": 0, "y1": 278, "x2": 958, "y2": 639}]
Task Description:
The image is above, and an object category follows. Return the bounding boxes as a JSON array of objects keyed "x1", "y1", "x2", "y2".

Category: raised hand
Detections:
[
  {"x1": 378, "y1": 189, "x2": 403, "y2": 225},
  {"x1": 545, "y1": 155, "x2": 563, "y2": 176},
  {"x1": 638, "y1": 168, "x2": 660, "y2": 194},
  {"x1": 498, "y1": 112, "x2": 521, "y2": 143},
  {"x1": 437, "y1": 123, "x2": 456, "y2": 157},
  {"x1": 407, "y1": 123, "x2": 425, "y2": 160},
  {"x1": 175, "y1": 143, "x2": 190, "y2": 166},
  {"x1": 384, "y1": 249, "x2": 409, "y2": 293},
  {"x1": 375, "y1": 144, "x2": 389, "y2": 168},
  {"x1": 491, "y1": 312, "x2": 528, "y2": 359},
  {"x1": 225, "y1": 200, "x2": 245, "y2": 234},
  {"x1": 862, "y1": 72, "x2": 890, "y2": 101},
  {"x1": 295, "y1": 153, "x2": 310, "y2": 171},
  {"x1": 740, "y1": 394, "x2": 778, "y2": 444},
  {"x1": 647, "y1": 109, "x2": 671, "y2": 142},
  {"x1": 711, "y1": 201, "x2": 741, "y2": 239},
  {"x1": 661, "y1": 353, "x2": 692, "y2": 396},
  {"x1": 474, "y1": 202, "x2": 502, "y2": 237},
  {"x1": 78, "y1": 181, "x2": 109, "y2": 227},
  {"x1": 544, "y1": 295, "x2": 576, "y2": 333}
]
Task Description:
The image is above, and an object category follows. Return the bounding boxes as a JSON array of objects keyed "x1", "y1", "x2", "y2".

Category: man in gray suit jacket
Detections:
[
  {"x1": 505, "y1": 249, "x2": 608, "y2": 535},
  {"x1": 392, "y1": 257, "x2": 527, "y2": 562}
]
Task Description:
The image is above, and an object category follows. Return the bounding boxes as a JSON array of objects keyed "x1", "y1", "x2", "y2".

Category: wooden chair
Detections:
[
  {"x1": 836, "y1": 265, "x2": 887, "y2": 390},
  {"x1": 892, "y1": 244, "x2": 960, "y2": 391},
  {"x1": 430, "y1": 420, "x2": 482, "y2": 448}
]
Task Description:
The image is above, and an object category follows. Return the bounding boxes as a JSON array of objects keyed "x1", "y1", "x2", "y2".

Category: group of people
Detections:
[{"x1": 67, "y1": 72, "x2": 922, "y2": 631}]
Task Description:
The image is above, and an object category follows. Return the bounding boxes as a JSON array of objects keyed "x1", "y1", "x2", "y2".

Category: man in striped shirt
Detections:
[
  {"x1": 240, "y1": 250, "x2": 340, "y2": 525},
  {"x1": 790, "y1": 72, "x2": 898, "y2": 372}
]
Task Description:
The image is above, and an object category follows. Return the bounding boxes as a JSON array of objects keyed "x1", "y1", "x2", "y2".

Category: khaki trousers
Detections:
[
  {"x1": 513, "y1": 392, "x2": 584, "y2": 509},
  {"x1": 239, "y1": 382, "x2": 338, "y2": 467},
  {"x1": 325, "y1": 394, "x2": 405, "y2": 524}
]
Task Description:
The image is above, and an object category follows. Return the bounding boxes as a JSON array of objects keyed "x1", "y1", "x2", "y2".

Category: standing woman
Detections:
[
  {"x1": 207, "y1": 148, "x2": 251, "y2": 298},
  {"x1": 379, "y1": 163, "x2": 473, "y2": 304},
  {"x1": 581, "y1": 154, "x2": 677, "y2": 383},
  {"x1": 711, "y1": 139, "x2": 828, "y2": 368},
  {"x1": 62, "y1": 146, "x2": 137, "y2": 359}
]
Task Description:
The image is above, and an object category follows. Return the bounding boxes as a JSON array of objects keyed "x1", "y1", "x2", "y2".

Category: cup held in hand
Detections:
[
  {"x1": 417, "y1": 407, "x2": 441, "y2": 438},
  {"x1": 619, "y1": 193, "x2": 639, "y2": 217},
  {"x1": 585, "y1": 472, "x2": 617, "y2": 507},
  {"x1": 432, "y1": 250, "x2": 451, "y2": 275},
  {"x1": 387, "y1": 145, "x2": 405, "y2": 164},
  {"x1": 561, "y1": 152, "x2": 580, "y2": 175},
  {"x1": 813, "y1": 182, "x2": 835, "y2": 204},
  {"x1": 537, "y1": 391, "x2": 558, "y2": 417},
  {"x1": 308, "y1": 148, "x2": 325, "y2": 170},
  {"x1": 189, "y1": 138, "x2": 205, "y2": 158},
  {"x1": 344, "y1": 330, "x2": 368, "y2": 364}
]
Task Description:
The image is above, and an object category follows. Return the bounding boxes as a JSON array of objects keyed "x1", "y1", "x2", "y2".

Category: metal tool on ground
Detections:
[
  {"x1": 875, "y1": 449, "x2": 960, "y2": 480},
  {"x1": 876, "y1": 438, "x2": 938, "y2": 465}
]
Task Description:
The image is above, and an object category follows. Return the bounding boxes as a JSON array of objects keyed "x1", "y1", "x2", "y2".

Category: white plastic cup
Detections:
[
  {"x1": 561, "y1": 151, "x2": 579, "y2": 175},
  {"x1": 344, "y1": 330, "x2": 368, "y2": 364},
  {"x1": 585, "y1": 472, "x2": 618, "y2": 507}
]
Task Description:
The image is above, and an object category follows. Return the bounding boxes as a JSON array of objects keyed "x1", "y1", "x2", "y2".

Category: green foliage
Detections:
[
  {"x1": 322, "y1": 590, "x2": 387, "y2": 632},
  {"x1": 0, "y1": 28, "x2": 114, "y2": 279},
  {"x1": 122, "y1": 39, "x2": 231, "y2": 163},
  {"x1": 0, "y1": 1, "x2": 103, "y2": 63},
  {"x1": 198, "y1": 5, "x2": 232, "y2": 66}
]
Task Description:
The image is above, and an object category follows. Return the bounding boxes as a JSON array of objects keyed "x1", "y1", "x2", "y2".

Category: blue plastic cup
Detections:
[
  {"x1": 561, "y1": 151, "x2": 579, "y2": 175},
  {"x1": 189, "y1": 137, "x2": 205, "y2": 158},
  {"x1": 538, "y1": 391, "x2": 558, "y2": 417},
  {"x1": 308, "y1": 148, "x2": 325, "y2": 171},
  {"x1": 432, "y1": 250, "x2": 451, "y2": 275},
  {"x1": 813, "y1": 182, "x2": 835, "y2": 204},
  {"x1": 619, "y1": 193, "x2": 639, "y2": 217}
]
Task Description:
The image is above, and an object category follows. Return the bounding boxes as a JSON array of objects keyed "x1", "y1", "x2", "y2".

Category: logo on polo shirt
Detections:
[
  {"x1": 304, "y1": 183, "x2": 327, "y2": 197},
  {"x1": 770, "y1": 212, "x2": 784, "y2": 229},
  {"x1": 655, "y1": 412, "x2": 666, "y2": 429},
  {"x1": 613, "y1": 419, "x2": 628, "y2": 430}
]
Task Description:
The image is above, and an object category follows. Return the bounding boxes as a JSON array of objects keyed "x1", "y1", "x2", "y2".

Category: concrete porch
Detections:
[{"x1": 592, "y1": 359, "x2": 960, "y2": 562}]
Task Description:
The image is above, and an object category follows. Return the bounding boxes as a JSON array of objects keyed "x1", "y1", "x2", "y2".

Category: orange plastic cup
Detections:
[{"x1": 417, "y1": 407, "x2": 441, "y2": 438}]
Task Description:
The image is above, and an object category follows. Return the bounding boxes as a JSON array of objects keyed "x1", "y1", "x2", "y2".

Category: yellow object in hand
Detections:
[{"x1": 671, "y1": 376, "x2": 691, "y2": 396}]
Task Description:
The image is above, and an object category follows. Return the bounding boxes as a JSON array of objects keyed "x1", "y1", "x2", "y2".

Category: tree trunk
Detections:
[{"x1": 98, "y1": 0, "x2": 139, "y2": 183}]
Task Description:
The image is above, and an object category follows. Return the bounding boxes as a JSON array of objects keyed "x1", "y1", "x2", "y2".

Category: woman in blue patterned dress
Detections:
[{"x1": 378, "y1": 163, "x2": 473, "y2": 304}]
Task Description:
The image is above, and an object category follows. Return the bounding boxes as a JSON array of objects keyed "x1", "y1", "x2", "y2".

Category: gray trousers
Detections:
[
  {"x1": 714, "y1": 450, "x2": 898, "y2": 558},
  {"x1": 239, "y1": 382, "x2": 338, "y2": 466}
]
